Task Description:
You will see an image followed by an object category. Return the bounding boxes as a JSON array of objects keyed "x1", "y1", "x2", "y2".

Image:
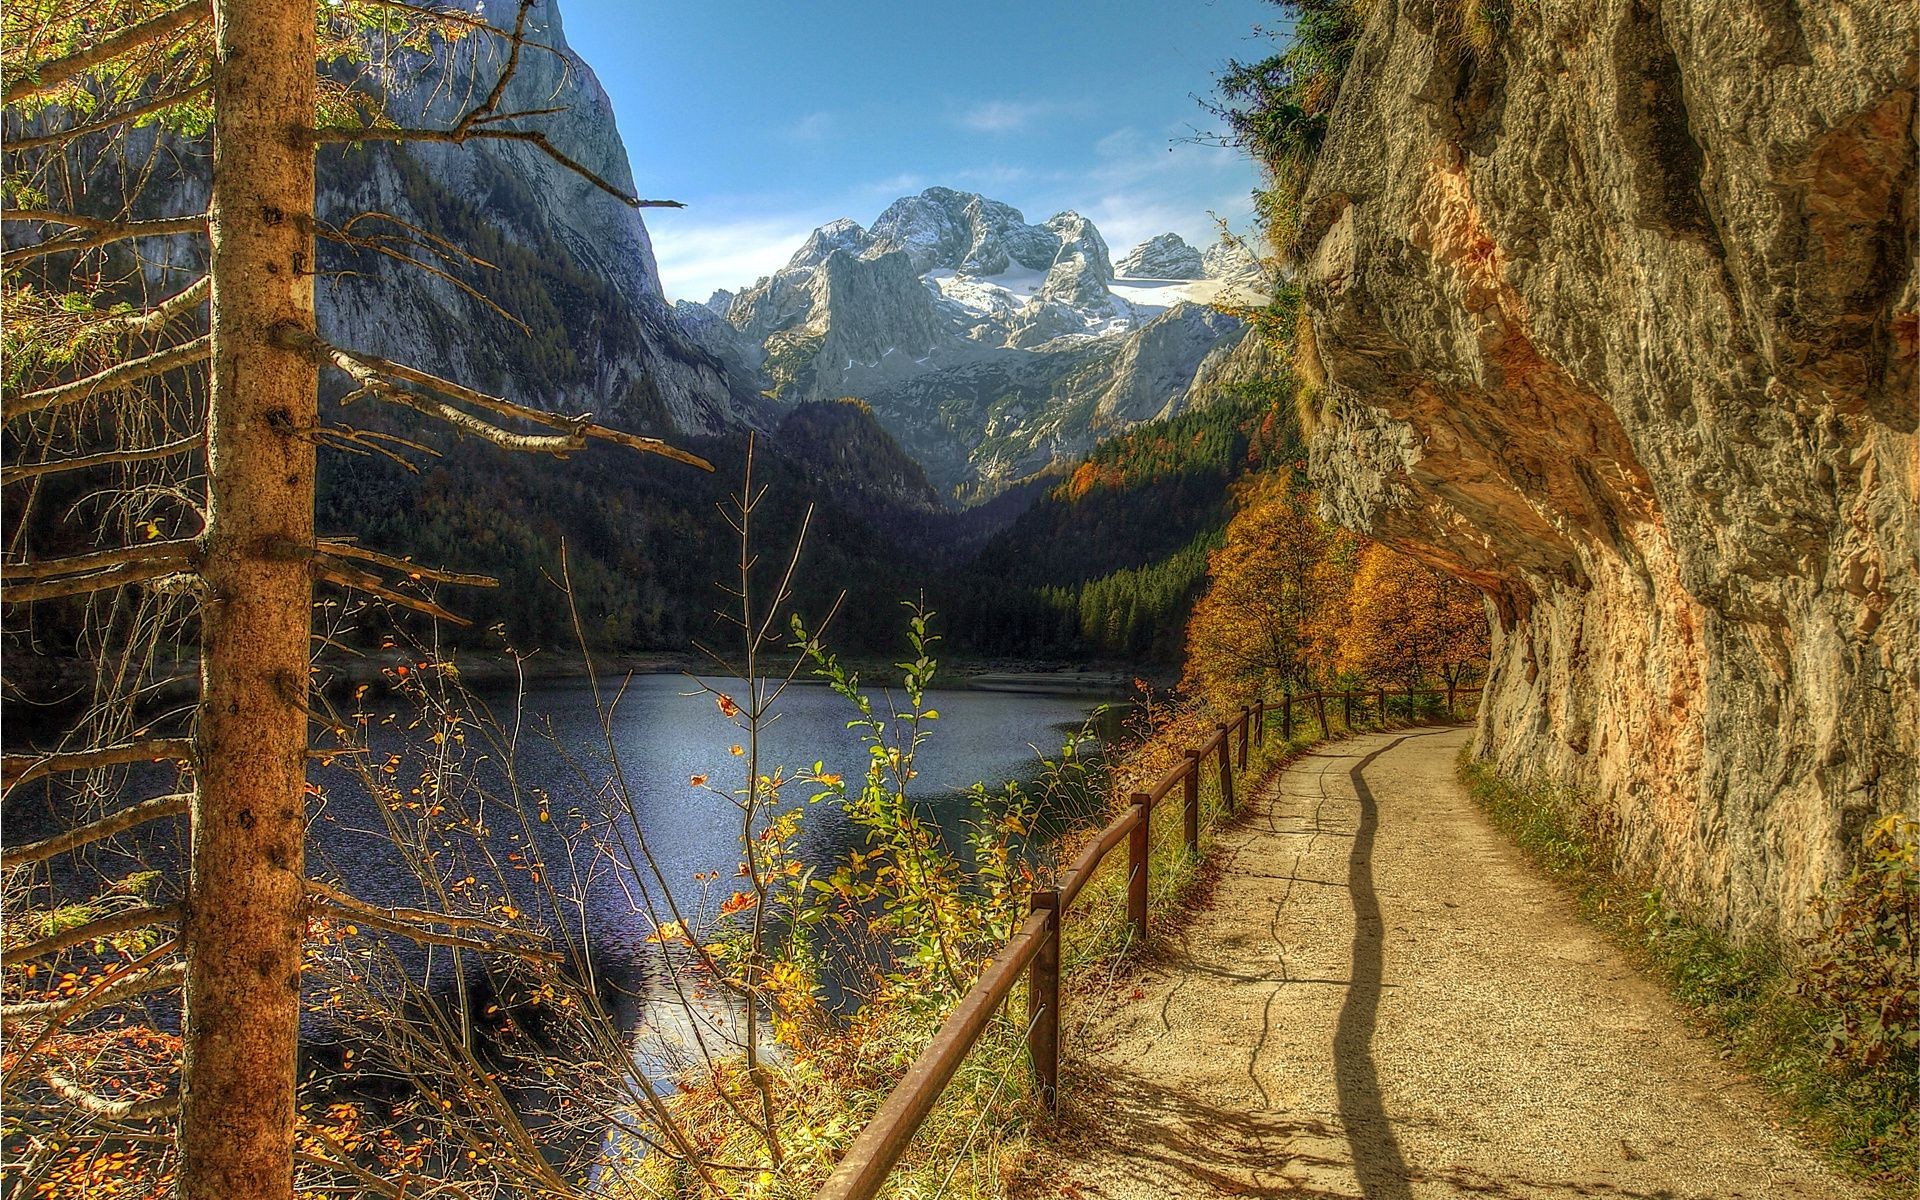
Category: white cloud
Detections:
[
  {"x1": 646, "y1": 213, "x2": 823, "y2": 302},
  {"x1": 788, "y1": 111, "x2": 833, "y2": 143},
  {"x1": 953, "y1": 99, "x2": 1048, "y2": 134}
]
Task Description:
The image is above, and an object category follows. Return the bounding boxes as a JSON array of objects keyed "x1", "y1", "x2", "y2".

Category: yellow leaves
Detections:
[
  {"x1": 715, "y1": 693, "x2": 739, "y2": 718},
  {"x1": 730, "y1": 744, "x2": 745, "y2": 756},
  {"x1": 689, "y1": 773, "x2": 708, "y2": 788},
  {"x1": 644, "y1": 920, "x2": 688, "y2": 945}
]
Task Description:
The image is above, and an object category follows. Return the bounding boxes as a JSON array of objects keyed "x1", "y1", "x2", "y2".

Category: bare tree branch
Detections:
[
  {"x1": 45, "y1": 1071, "x2": 181, "y2": 1121},
  {"x1": 3, "y1": 960, "x2": 184, "y2": 1021},
  {"x1": 1, "y1": 558, "x2": 197, "y2": 602},
  {"x1": 2, "y1": 902, "x2": 184, "y2": 967},
  {"x1": 315, "y1": 542, "x2": 496, "y2": 588},
  {"x1": 2, "y1": 78, "x2": 211, "y2": 151},
  {"x1": 310, "y1": 557, "x2": 472, "y2": 626},
  {"x1": 276, "y1": 328, "x2": 713, "y2": 469},
  {"x1": 3, "y1": 539, "x2": 199, "y2": 582},
  {"x1": 5, "y1": 334, "x2": 210, "y2": 421},
  {"x1": 1, "y1": 433, "x2": 204, "y2": 484},
  {"x1": 305, "y1": 879, "x2": 546, "y2": 945},
  {"x1": 1, "y1": 792, "x2": 191, "y2": 870},
  {"x1": 2, "y1": 738, "x2": 194, "y2": 790},
  {"x1": 3, "y1": 212, "x2": 208, "y2": 264},
  {"x1": 1, "y1": 0, "x2": 212, "y2": 105},
  {"x1": 307, "y1": 891, "x2": 561, "y2": 965},
  {"x1": 308, "y1": 121, "x2": 683, "y2": 208}
]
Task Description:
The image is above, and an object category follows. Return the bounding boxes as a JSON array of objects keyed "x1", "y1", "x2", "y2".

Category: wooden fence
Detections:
[{"x1": 812, "y1": 684, "x2": 1482, "y2": 1200}]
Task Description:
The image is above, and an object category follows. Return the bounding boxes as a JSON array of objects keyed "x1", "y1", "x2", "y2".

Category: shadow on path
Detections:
[{"x1": 1334, "y1": 734, "x2": 1418, "y2": 1200}]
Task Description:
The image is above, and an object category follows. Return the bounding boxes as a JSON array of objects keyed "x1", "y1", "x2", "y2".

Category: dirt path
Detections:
[{"x1": 1016, "y1": 726, "x2": 1862, "y2": 1200}]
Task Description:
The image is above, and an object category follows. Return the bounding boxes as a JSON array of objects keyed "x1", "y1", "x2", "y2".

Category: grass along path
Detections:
[{"x1": 1012, "y1": 726, "x2": 1861, "y2": 1200}]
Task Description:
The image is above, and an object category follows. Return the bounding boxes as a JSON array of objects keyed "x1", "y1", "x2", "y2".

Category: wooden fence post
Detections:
[
  {"x1": 1216, "y1": 728, "x2": 1235, "y2": 814},
  {"x1": 1446, "y1": 682, "x2": 1456, "y2": 718},
  {"x1": 1028, "y1": 890, "x2": 1060, "y2": 1114},
  {"x1": 1127, "y1": 793, "x2": 1150, "y2": 944},
  {"x1": 1182, "y1": 749, "x2": 1200, "y2": 856},
  {"x1": 1343, "y1": 689, "x2": 1355, "y2": 730},
  {"x1": 1406, "y1": 680, "x2": 1416, "y2": 721},
  {"x1": 1314, "y1": 691, "x2": 1329, "y2": 739},
  {"x1": 1237, "y1": 707, "x2": 1250, "y2": 770},
  {"x1": 1282, "y1": 691, "x2": 1293, "y2": 742},
  {"x1": 1253, "y1": 698, "x2": 1265, "y2": 743},
  {"x1": 1375, "y1": 687, "x2": 1386, "y2": 723}
]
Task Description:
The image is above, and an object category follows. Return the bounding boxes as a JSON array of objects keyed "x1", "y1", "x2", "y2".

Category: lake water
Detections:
[{"x1": 300, "y1": 673, "x2": 1117, "y2": 990}]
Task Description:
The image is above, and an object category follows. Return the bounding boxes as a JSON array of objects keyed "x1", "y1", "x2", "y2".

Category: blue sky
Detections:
[{"x1": 554, "y1": 0, "x2": 1284, "y2": 301}]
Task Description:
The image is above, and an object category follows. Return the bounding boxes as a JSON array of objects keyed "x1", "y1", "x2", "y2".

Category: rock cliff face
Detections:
[
  {"x1": 1117, "y1": 233, "x2": 1206, "y2": 279},
  {"x1": 1295, "y1": 0, "x2": 1916, "y2": 940},
  {"x1": 317, "y1": 0, "x2": 766, "y2": 436}
]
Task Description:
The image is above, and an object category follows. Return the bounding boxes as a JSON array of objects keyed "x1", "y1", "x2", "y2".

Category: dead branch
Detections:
[
  {"x1": 308, "y1": 121, "x2": 682, "y2": 209},
  {"x1": 2, "y1": 78, "x2": 211, "y2": 151},
  {"x1": 2, "y1": 539, "x2": 199, "y2": 582},
  {"x1": 5, "y1": 333, "x2": 210, "y2": 421},
  {"x1": 310, "y1": 557, "x2": 472, "y2": 627},
  {"x1": 1, "y1": 432, "x2": 204, "y2": 484},
  {"x1": 305, "y1": 879, "x2": 545, "y2": 945},
  {"x1": 1, "y1": 793, "x2": 191, "y2": 870},
  {"x1": 1, "y1": 0, "x2": 212, "y2": 105},
  {"x1": 2, "y1": 556, "x2": 199, "y2": 603},
  {"x1": 3, "y1": 212, "x2": 207, "y2": 263},
  {"x1": 309, "y1": 423, "x2": 438, "y2": 473},
  {"x1": 277, "y1": 328, "x2": 713, "y2": 469},
  {"x1": 114, "y1": 275, "x2": 210, "y2": 336},
  {"x1": 2, "y1": 959, "x2": 184, "y2": 1021},
  {"x1": 2, "y1": 738, "x2": 194, "y2": 790},
  {"x1": 1, "y1": 902, "x2": 184, "y2": 968},
  {"x1": 306, "y1": 893, "x2": 561, "y2": 965},
  {"x1": 45, "y1": 1071, "x2": 181, "y2": 1121},
  {"x1": 316, "y1": 541, "x2": 497, "y2": 588}
]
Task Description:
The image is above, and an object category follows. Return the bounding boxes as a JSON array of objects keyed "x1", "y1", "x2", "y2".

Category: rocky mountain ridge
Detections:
[{"x1": 695, "y1": 187, "x2": 1269, "y2": 497}]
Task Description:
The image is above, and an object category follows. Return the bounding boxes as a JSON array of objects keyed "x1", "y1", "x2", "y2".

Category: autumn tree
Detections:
[
  {"x1": 2, "y1": 2, "x2": 703, "y2": 1196},
  {"x1": 1180, "y1": 475, "x2": 1354, "y2": 713},
  {"x1": 1337, "y1": 541, "x2": 1490, "y2": 707}
]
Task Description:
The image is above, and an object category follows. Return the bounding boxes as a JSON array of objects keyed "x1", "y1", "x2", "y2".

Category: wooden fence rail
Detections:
[{"x1": 811, "y1": 684, "x2": 1484, "y2": 1200}]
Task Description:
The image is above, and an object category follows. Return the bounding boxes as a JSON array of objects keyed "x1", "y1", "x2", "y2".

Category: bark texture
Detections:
[
  {"x1": 1296, "y1": 0, "x2": 1917, "y2": 940},
  {"x1": 182, "y1": 0, "x2": 317, "y2": 1194}
]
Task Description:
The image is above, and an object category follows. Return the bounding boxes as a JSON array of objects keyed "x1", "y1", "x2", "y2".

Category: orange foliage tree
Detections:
[
  {"x1": 1338, "y1": 542, "x2": 1490, "y2": 700},
  {"x1": 1180, "y1": 476, "x2": 1356, "y2": 711}
]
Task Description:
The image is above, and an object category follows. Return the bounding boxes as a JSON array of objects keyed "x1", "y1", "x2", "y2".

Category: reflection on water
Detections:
[{"x1": 305, "y1": 673, "x2": 1117, "y2": 1043}]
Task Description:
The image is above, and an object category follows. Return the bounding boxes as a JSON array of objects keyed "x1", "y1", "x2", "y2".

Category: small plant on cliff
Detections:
[{"x1": 1799, "y1": 814, "x2": 1918, "y2": 1103}]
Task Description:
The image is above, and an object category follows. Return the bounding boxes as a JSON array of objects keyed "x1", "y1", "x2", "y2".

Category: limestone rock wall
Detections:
[{"x1": 1296, "y1": 0, "x2": 1917, "y2": 940}]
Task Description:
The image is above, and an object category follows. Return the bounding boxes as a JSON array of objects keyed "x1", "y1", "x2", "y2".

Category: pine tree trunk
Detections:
[{"x1": 182, "y1": 1, "x2": 316, "y2": 1194}]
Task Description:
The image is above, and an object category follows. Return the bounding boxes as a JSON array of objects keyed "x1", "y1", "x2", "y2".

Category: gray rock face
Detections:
[
  {"x1": 673, "y1": 298, "x2": 767, "y2": 384},
  {"x1": 1117, "y1": 233, "x2": 1206, "y2": 279},
  {"x1": 786, "y1": 218, "x2": 870, "y2": 270},
  {"x1": 1084, "y1": 303, "x2": 1245, "y2": 424},
  {"x1": 717, "y1": 188, "x2": 1245, "y2": 497},
  {"x1": 314, "y1": 0, "x2": 767, "y2": 436},
  {"x1": 762, "y1": 249, "x2": 953, "y2": 402},
  {"x1": 1295, "y1": 0, "x2": 1916, "y2": 941},
  {"x1": 858, "y1": 304, "x2": 1242, "y2": 494},
  {"x1": 864, "y1": 187, "x2": 1058, "y2": 275},
  {"x1": 1038, "y1": 211, "x2": 1115, "y2": 307},
  {"x1": 1201, "y1": 237, "x2": 1265, "y2": 287}
]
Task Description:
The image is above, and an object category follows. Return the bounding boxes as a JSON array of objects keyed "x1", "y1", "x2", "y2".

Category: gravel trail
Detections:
[{"x1": 1016, "y1": 726, "x2": 1861, "y2": 1200}]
